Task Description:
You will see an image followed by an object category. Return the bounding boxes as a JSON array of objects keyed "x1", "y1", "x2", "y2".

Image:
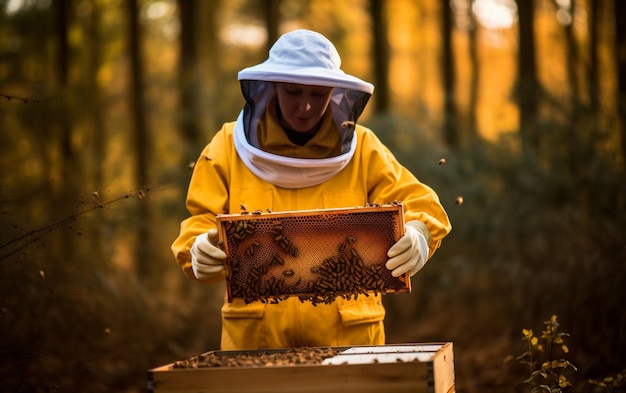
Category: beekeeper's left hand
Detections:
[{"x1": 385, "y1": 221, "x2": 430, "y2": 277}]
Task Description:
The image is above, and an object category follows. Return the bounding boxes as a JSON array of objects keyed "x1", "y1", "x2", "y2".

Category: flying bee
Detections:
[
  {"x1": 438, "y1": 158, "x2": 446, "y2": 165},
  {"x1": 455, "y1": 196, "x2": 464, "y2": 205}
]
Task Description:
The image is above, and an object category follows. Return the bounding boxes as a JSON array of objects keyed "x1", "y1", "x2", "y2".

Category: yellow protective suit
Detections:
[{"x1": 172, "y1": 114, "x2": 452, "y2": 350}]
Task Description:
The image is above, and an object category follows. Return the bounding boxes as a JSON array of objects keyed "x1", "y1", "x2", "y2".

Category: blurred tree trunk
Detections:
[
  {"x1": 561, "y1": 1, "x2": 580, "y2": 107},
  {"x1": 89, "y1": 3, "x2": 105, "y2": 193},
  {"x1": 83, "y1": 1, "x2": 105, "y2": 257},
  {"x1": 263, "y1": 0, "x2": 280, "y2": 51},
  {"x1": 613, "y1": 0, "x2": 626, "y2": 366},
  {"x1": 587, "y1": 0, "x2": 599, "y2": 113},
  {"x1": 370, "y1": 0, "x2": 390, "y2": 114},
  {"x1": 442, "y1": 0, "x2": 458, "y2": 147},
  {"x1": 197, "y1": 1, "x2": 219, "y2": 139},
  {"x1": 516, "y1": 0, "x2": 539, "y2": 153},
  {"x1": 556, "y1": 0, "x2": 584, "y2": 183},
  {"x1": 128, "y1": 0, "x2": 152, "y2": 278},
  {"x1": 467, "y1": 0, "x2": 479, "y2": 142},
  {"x1": 54, "y1": 0, "x2": 75, "y2": 257},
  {"x1": 178, "y1": 0, "x2": 202, "y2": 165},
  {"x1": 55, "y1": 0, "x2": 71, "y2": 174},
  {"x1": 615, "y1": 0, "x2": 626, "y2": 163}
]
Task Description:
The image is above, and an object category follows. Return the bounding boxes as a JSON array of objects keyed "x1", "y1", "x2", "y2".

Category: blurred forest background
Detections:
[{"x1": 1, "y1": 0, "x2": 625, "y2": 392}]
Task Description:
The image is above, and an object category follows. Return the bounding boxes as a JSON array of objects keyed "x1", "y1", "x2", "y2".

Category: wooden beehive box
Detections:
[
  {"x1": 147, "y1": 342, "x2": 455, "y2": 393},
  {"x1": 216, "y1": 203, "x2": 409, "y2": 304}
]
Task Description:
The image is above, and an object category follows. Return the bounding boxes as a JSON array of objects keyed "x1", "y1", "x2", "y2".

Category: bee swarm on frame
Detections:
[{"x1": 217, "y1": 203, "x2": 410, "y2": 305}]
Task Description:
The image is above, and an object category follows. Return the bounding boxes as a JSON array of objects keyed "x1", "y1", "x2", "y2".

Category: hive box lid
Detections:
[{"x1": 147, "y1": 342, "x2": 455, "y2": 393}]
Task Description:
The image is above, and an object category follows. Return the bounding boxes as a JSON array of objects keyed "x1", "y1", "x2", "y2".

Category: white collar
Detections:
[{"x1": 233, "y1": 111, "x2": 356, "y2": 189}]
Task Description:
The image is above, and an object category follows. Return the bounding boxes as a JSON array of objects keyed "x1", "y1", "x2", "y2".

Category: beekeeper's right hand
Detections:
[{"x1": 190, "y1": 229, "x2": 226, "y2": 280}]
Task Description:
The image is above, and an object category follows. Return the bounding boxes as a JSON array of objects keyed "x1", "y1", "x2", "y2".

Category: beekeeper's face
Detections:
[{"x1": 275, "y1": 83, "x2": 333, "y2": 133}]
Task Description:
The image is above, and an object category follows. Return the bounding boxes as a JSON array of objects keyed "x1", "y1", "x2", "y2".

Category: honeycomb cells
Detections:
[{"x1": 217, "y1": 204, "x2": 410, "y2": 305}]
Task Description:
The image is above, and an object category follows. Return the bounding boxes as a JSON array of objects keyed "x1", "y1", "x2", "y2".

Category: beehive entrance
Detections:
[{"x1": 216, "y1": 204, "x2": 409, "y2": 304}]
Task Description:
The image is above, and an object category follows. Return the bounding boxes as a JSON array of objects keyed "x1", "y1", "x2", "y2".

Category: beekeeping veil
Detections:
[{"x1": 234, "y1": 29, "x2": 374, "y2": 189}]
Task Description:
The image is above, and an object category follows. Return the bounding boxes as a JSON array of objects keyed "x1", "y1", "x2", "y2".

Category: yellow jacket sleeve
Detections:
[
  {"x1": 356, "y1": 128, "x2": 451, "y2": 258},
  {"x1": 171, "y1": 126, "x2": 231, "y2": 283}
]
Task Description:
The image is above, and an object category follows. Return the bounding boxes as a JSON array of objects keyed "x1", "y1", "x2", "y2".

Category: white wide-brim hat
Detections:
[{"x1": 238, "y1": 29, "x2": 374, "y2": 94}]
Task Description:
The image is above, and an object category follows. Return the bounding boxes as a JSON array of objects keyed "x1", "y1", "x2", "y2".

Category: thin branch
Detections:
[
  {"x1": 1, "y1": 186, "x2": 154, "y2": 261},
  {"x1": 0, "y1": 92, "x2": 66, "y2": 104}
]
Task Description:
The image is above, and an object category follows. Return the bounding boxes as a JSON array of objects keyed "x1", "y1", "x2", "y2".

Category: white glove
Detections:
[
  {"x1": 385, "y1": 222, "x2": 429, "y2": 277},
  {"x1": 190, "y1": 229, "x2": 226, "y2": 280}
]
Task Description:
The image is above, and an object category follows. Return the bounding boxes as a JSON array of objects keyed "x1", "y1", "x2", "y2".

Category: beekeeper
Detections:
[{"x1": 172, "y1": 29, "x2": 451, "y2": 350}]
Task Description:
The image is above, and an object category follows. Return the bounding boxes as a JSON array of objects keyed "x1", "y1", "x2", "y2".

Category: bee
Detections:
[
  {"x1": 269, "y1": 255, "x2": 285, "y2": 267},
  {"x1": 438, "y1": 158, "x2": 447, "y2": 165},
  {"x1": 271, "y1": 221, "x2": 283, "y2": 234},
  {"x1": 244, "y1": 241, "x2": 261, "y2": 257},
  {"x1": 455, "y1": 196, "x2": 464, "y2": 205}
]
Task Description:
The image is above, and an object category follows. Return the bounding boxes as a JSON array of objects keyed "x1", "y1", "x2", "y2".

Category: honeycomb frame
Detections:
[{"x1": 216, "y1": 203, "x2": 410, "y2": 304}]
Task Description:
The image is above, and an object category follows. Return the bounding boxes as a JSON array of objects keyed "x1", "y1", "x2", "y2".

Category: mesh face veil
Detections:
[{"x1": 235, "y1": 29, "x2": 374, "y2": 189}]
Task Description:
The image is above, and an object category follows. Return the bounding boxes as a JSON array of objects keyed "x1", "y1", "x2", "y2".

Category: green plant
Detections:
[
  {"x1": 590, "y1": 368, "x2": 626, "y2": 393},
  {"x1": 518, "y1": 315, "x2": 578, "y2": 392}
]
